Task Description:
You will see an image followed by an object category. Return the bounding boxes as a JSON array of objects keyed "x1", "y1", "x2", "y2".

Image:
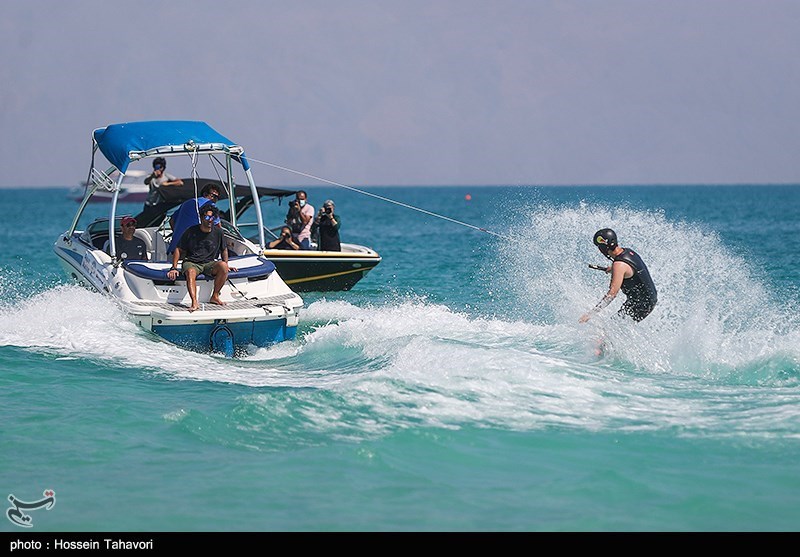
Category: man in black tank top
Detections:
[{"x1": 579, "y1": 228, "x2": 658, "y2": 323}]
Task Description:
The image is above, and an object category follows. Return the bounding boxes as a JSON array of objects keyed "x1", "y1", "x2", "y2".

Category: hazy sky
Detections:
[{"x1": 2, "y1": 0, "x2": 799, "y2": 187}]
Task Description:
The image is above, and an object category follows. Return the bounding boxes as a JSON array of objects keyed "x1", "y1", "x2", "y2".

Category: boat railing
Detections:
[{"x1": 91, "y1": 167, "x2": 117, "y2": 193}]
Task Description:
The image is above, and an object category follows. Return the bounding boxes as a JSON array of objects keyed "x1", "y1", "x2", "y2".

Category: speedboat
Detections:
[
  {"x1": 133, "y1": 180, "x2": 382, "y2": 292},
  {"x1": 69, "y1": 169, "x2": 150, "y2": 203},
  {"x1": 53, "y1": 121, "x2": 304, "y2": 357},
  {"x1": 259, "y1": 244, "x2": 381, "y2": 292}
]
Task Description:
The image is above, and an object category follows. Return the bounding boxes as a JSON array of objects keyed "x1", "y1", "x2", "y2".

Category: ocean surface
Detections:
[{"x1": 2, "y1": 183, "x2": 799, "y2": 532}]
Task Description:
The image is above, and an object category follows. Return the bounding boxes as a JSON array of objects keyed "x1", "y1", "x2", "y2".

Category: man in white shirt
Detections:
[{"x1": 293, "y1": 190, "x2": 315, "y2": 249}]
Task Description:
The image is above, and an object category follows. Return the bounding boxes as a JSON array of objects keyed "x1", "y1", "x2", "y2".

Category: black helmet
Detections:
[
  {"x1": 153, "y1": 157, "x2": 166, "y2": 169},
  {"x1": 593, "y1": 228, "x2": 618, "y2": 255}
]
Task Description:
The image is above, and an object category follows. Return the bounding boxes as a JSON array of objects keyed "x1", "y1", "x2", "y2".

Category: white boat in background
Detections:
[
  {"x1": 54, "y1": 120, "x2": 304, "y2": 357},
  {"x1": 70, "y1": 169, "x2": 150, "y2": 203}
]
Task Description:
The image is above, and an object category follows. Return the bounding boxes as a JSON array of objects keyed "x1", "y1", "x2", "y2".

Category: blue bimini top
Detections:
[{"x1": 92, "y1": 120, "x2": 250, "y2": 173}]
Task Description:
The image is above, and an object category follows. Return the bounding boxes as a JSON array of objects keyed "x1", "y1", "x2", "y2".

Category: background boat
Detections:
[
  {"x1": 69, "y1": 169, "x2": 150, "y2": 203},
  {"x1": 133, "y1": 179, "x2": 382, "y2": 292}
]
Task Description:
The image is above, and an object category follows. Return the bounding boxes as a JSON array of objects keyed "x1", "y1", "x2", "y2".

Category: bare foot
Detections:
[
  {"x1": 209, "y1": 295, "x2": 226, "y2": 306},
  {"x1": 188, "y1": 304, "x2": 199, "y2": 312}
]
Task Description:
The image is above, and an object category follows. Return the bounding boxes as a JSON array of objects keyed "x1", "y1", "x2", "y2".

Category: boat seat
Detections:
[
  {"x1": 134, "y1": 229, "x2": 153, "y2": 254},
  {"x1": 93, "y1": 235, "x2": 108, "y2": 250},
  {"x1": 123, "y1": 255, "x2": 276, "y2": 282}
]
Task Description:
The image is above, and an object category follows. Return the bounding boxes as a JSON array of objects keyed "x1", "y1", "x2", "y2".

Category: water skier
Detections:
[{"x1": 579, "y1": 228, "x2": 657, "y2": 323}]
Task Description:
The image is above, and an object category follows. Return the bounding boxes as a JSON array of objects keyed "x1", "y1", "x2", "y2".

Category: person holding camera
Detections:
[
  {"x1": 313, "y1": 199, "x2": 341, "y2": 252},
  {"x1": 268, "y1": 226, "x2": 300, "y2": 250},
  {"x1": 285, "y1": 190, "x2": 314, "y2": 249},
  {"x1": 144, "y1": 157, "x2": 183, "y2": 207},
  {"x1": 285, "y1": 199, "x2": 303, "y2": 241}
]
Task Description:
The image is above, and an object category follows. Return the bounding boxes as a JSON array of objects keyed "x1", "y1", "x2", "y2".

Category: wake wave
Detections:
[
  {"x1": 2, "y1": 256, "x2": 798, "y2": 388},
  {"x1": 493, "y1": 200, "x2": 800, "y2": 378}
]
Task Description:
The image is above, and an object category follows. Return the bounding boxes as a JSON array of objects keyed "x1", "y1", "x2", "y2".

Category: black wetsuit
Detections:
[{"x1": 613, "y1": 248, "x2": 657, "y2": 322}]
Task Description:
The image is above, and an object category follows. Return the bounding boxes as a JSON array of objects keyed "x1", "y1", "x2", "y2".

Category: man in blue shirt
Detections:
[{"x1": 167, "y1": 183, "x2": 221, "y2": 255}]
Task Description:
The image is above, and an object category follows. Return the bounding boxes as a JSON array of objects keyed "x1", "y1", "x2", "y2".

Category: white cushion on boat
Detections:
[
  {"x1": 123, "y1": 255, "x2": 276, "y2": 281},
  {"x1": 133, "y1": 229, "x2": 153, "y2": 255}
]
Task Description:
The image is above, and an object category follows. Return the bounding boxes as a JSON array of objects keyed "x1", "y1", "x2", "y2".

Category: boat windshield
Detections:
[
  {"x1": 79, "y1": 217, "x2": 125, "y2": 249},
  {"x1": 218, "y1": 219, "x2": 246, "y2": 242},
  {"x1": 85, "y1": 218, "x2": 122, "y2": 237}
]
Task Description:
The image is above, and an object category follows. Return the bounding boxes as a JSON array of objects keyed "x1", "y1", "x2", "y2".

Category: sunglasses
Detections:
[{"x1": 203, "y1": 214, "x2": 215, "y2": 221}]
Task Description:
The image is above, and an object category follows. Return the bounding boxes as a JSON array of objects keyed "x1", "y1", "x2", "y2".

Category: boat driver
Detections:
[{"x1": 105, "y1": 216, "x2": 148, "y2": 262}]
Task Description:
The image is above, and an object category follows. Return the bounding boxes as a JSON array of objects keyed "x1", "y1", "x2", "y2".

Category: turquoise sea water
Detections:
[{"x1": 1, "y1": 184, "x2": 799, "y2": 532}]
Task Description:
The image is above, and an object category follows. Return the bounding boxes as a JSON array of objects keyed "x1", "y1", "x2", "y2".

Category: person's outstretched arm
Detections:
[{"x1": 579, "y1": 262, "x2": 625, "y2": 323}]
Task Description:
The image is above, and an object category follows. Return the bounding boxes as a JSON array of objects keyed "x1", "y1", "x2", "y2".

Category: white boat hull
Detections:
[
  {"x1": 54, "y1": 228, "x2": 302, "y2": 357},
  {"x1": 60, "y1": 120, "x2": 309, "y2": 357}
]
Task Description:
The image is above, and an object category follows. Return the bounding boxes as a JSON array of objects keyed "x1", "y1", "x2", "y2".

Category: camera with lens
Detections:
[
  {"x1": 324, "y1": 206, "x2": 332, "y2": 213},
  {"x1": 289, "y1": 200, "x2": 298, "y2": 209}
]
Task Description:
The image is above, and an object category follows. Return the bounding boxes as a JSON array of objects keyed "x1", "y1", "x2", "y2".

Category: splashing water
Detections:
[
  {"x1": 495, "y1": 200, "x2": 800, "y2": 380},
  {"x1": 1, "y1": 278, "x2": 799, "y2": 437}
]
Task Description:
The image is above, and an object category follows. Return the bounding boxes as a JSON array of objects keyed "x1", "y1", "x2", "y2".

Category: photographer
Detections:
[
  {"x1": 268, "y1": 226, "x2": 300, "y2": 250},
  {"x1": 313, "y1": 199, "x2": 341, "y2": 252},
  {"x1": 285, "y1": 190, "x2": 314, "y2": 249},
  {"x1": 144, "y1": 157, "x2": 183, "y2": 207}
]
